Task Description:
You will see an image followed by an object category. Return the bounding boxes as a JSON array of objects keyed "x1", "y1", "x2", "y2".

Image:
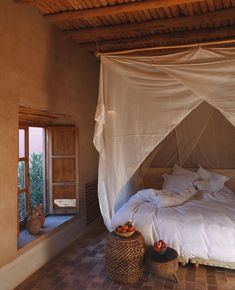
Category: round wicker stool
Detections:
[
  {"x1": 146, "y1": 247, "x2": 179, "y2": 283},
  {"x1": 105, "y1": 231, "x2": 145, "y2": 284}
]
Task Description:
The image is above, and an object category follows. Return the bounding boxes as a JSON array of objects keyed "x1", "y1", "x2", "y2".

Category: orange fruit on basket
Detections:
[
  {"x1": 127, "y1": 225, "x2": 135, "y2": 232},
  {"x1": 117, "y1": 226, "x2": 122, "y2": 233},
  {"x1": 115, "y1": 222, "x2": 136, "y2": 238},
  {"x1": 123, "y1": 224, "x2": 128, "y2": 230}
]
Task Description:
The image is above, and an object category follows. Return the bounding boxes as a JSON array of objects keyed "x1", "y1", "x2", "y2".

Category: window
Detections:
[
  {"x1": 47, "y1": 126, "x2": 79, "y2": 214},
  {"x1": 18, "y1": 127, "x2": 46, "y2": 224},
  {"x1": 18, "y1": 124, "x2": 79, "y2": 228}
]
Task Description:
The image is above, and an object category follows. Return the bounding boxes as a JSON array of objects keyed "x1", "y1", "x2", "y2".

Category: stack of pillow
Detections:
[
  {"x1": 140, "y1": 165, "x2": 231, "y2": 209},
  {"x1": 195, "y1": 166, "x2": 230, "y2": 192},
  {"x1": 157, "y1": 165, "x2": 199, "y2": 208},
  {"x1": 162, "y1": 164, "x2": 199, "y2": 193},
  {"x1": 155, "y1": 164, "x2": 230, "y2": 208},
  {"x1": 162, "y1": 164, "x2": 230, "y2": 194}
]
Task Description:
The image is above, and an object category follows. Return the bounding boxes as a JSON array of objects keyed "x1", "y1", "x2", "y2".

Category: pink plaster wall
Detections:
[{"x1": 0, "y1": 0, "x2": 99, "y2": 268}]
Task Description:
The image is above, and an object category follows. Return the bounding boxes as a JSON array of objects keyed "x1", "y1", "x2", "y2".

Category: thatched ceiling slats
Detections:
[
  {"x1": 64, "y1": 8, "x2": 235, "y2": 42},
  {"x1": 82, "y1": 24, "x2": 235, "y2": 51},
  {"x1": 18, "y1": 0, "x2": 204, "y2": 19},
  {"x1": 15, "y1": 0, "x2": 235, "y2": 53}
]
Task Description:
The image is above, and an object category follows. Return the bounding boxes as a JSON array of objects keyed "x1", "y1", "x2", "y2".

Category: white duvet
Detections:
[{"x1": 111, "y1": 188, "x2": 235, "y2": 262}]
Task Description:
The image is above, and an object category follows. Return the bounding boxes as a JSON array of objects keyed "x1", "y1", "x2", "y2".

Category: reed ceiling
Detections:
[{"x1": 15, "y1": 0, "x2": 235, "y2": 53}]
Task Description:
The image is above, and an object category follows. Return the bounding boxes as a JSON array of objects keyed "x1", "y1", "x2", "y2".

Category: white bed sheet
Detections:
[{"x1": 111, "y1": 187, "x2": 235, "y2": 263}]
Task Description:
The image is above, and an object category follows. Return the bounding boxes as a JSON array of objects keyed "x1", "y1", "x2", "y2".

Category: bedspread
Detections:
[{"x1": 111, "y1": 188, "x2": 235, "y2": 262}]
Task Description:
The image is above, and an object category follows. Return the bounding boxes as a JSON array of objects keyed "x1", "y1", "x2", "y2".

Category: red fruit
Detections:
[
  {"x1": 154, "y1": 240, "x2": 167, "y2": 249},
  {"x1": 157, "y1": 242, "x2": 161, "y2": 248},
  {"x1": 159, "y1": 240, "x2": 166, "y2": 247}
]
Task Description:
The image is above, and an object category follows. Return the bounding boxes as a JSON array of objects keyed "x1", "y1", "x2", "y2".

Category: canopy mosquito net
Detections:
[{"x1": 93, "y1": 47, "x2": 235, "y2": 230}]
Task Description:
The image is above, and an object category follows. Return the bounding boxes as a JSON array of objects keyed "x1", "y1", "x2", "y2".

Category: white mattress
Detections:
[{"x1": 111, "y1": 187, "x2": 235, "y2": 263}]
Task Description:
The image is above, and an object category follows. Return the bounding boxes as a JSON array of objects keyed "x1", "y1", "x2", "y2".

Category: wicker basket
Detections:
[{"x1": 105, "y1": 231, "x2": 145, "y2": 284}]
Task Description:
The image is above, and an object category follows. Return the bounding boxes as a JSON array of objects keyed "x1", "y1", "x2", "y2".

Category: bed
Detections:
[{"x1": 111, "y1": 166, "x2": 235, "y2": 269}]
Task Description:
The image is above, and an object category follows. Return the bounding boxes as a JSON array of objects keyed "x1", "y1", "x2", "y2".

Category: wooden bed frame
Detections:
[{"x1": 140, "y1": 167, "x2": 235, "y2": 269}]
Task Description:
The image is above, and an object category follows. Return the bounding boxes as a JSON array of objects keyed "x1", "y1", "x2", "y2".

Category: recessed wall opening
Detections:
[{"x1": 17, "y1": 107, "x2": 79, "y2": 249}]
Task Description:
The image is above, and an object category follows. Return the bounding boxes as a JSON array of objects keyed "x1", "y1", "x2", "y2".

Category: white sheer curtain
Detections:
[{"x1": 93, "y1": 47, "x2": 235, "y2": 230}]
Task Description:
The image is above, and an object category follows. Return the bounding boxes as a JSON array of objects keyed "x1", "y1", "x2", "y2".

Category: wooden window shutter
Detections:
[{"x1": 47, "y1": 126, "x2": 79, "y2": 214}]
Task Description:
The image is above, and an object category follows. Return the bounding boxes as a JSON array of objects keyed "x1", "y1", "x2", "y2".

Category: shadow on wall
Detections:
[
  {"x1": 42, "y1": 24, "x2": 100, "y2": 257},
  {"x1": 45, "y1": 27, "x2": 100, "y2": 121}
]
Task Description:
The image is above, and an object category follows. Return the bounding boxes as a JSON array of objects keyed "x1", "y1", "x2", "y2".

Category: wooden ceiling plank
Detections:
[
  {"x1": 199, "y1": 1, "x2": 209, "y2": 12},
  {"x1": 66, "y1": 0, "x2": 83, "y2": 10},
  {"x1": 127, "y1": 11, "x2": 138, "y2": 23},
  {"x1": 214, "y1": 0, "x2": 224, "y2": 9},
  {"x1": 38, "y1": 0, "x2": 204, "y2": 22},
  {"x1": 223, "y1": 0, "x2": 232, "y2": 8},
  {"x1": 142, "y1": 8, "x2": 154, "y2": 21},
  {"x1": 65, "y1": 7, "x2": 235, "y2": 42},
  {"x1": 206, "y1": 0, "x2": 216, "y2": 11},
  {"x1": 192, "y1": 1, "x2": 203, "y2": 14},
  {"x1": 149, "y1": 9, "x2": 159, "y2": 20},
  {"x1": 36, "y1": 2, "x2": 53, "y2": 14},
  {"x1": 15, "y1": 0, "x2": 42, "y2": 4},
  {"x1": 117, "y1": 11, "x2": 129, "y2": 23},
  {"x1": 186, "y1": 3, "x2": 195, "y2": 15},
  {"x1": 82, "y1": 25, "x2": 235, "y2": 51},
  {"x1": 139, "y1": 10, "x2": 150, "y2": 22},
  {"x1": 169, "y1": 5, "x2": 181, "y2": 16},
  {"x1": 157, "y1": 7, "x2": 167, "y2": 19},
  {"x1": 179, "y1": 3, "x2": 189, "y2": 15},
  {"x1": 163, "y1": 6, "x2": 173, "y2": 18}
]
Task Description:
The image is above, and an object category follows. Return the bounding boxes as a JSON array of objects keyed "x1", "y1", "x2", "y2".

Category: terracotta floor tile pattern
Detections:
[{"x1": 15, "y1": 224, "x2": 235, "y2": 290}]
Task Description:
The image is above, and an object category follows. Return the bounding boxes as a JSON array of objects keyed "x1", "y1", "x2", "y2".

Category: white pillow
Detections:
[
  {"x1": 197, "y1": 166, "x2": 230, "y2": 183},
  {"x1": 155, "y1": 187, "x2": 197, "y2": 208},
  {"x1": 133, "y1": 188, "x2": 159, "y2": 204},
  {"x1": 195, "y1": 178, "x2": 228, "y2": 192},
  {"x1": 162, "y1": 173, "x2": 196, "y2": 193},
  {"x1": 173, "y1": 164, "x2": 199, "y2": 179}
]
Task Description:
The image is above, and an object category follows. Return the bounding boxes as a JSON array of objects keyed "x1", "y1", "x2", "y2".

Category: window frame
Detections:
[
  {"x1": 18, "y1": 125, "x2": 47, "y2": 228},
  {"x1": 46, "y1": 126, "x2": 79, "y2": 215},
  {"x1": 18, "y1": 126, "x2": 29, "y2": 227},
  {"x1": 18, "y1": 121, "x2": 79, "y2": 233}
]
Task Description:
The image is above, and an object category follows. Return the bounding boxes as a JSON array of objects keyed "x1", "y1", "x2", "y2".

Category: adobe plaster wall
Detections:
[{"x1": 0, "y1": 0, "x2": 99, "y2": 273}]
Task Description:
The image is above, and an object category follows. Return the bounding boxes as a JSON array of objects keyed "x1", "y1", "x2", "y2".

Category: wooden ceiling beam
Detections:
[
  {"x1": 82, "y1": 25, "x2": 235, "y2": 52},
  {"x1": 15, "y1": 0, "x2": 41, "y2": 4},
  {"x1": 42, "y1": 0, "x2": 203, "y2": 22},
  {"x1": 65, "y1": 7, "x2": 235, "y2": 42}
]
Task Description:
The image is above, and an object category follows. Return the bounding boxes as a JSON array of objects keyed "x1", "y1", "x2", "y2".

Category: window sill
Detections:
[{"x1": 17, "y1": 215, "x2": 76, "y2": 251}]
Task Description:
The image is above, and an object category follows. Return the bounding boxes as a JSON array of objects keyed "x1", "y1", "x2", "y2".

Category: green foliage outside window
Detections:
[
  {"x1": 29, "y1": 153, "x2": 44, "y2": 207},
  {"x1": 18, "y1": 193, "x2": 26, "y2": 222},
  {"x1": 18, "y1": 161, "x2": 25, "y2": 190},
  {"x1": 18, "y1": 162, "x2": 26, "y2": 221},
  {"x1": 18, "y1": 153, "x2": 44, "y2": 221}
]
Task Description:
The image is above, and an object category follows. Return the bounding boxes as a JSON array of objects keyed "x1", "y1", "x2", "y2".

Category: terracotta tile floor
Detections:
[{"x1": 15, "y1": 222, "x2": 235, "y2": 290}]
